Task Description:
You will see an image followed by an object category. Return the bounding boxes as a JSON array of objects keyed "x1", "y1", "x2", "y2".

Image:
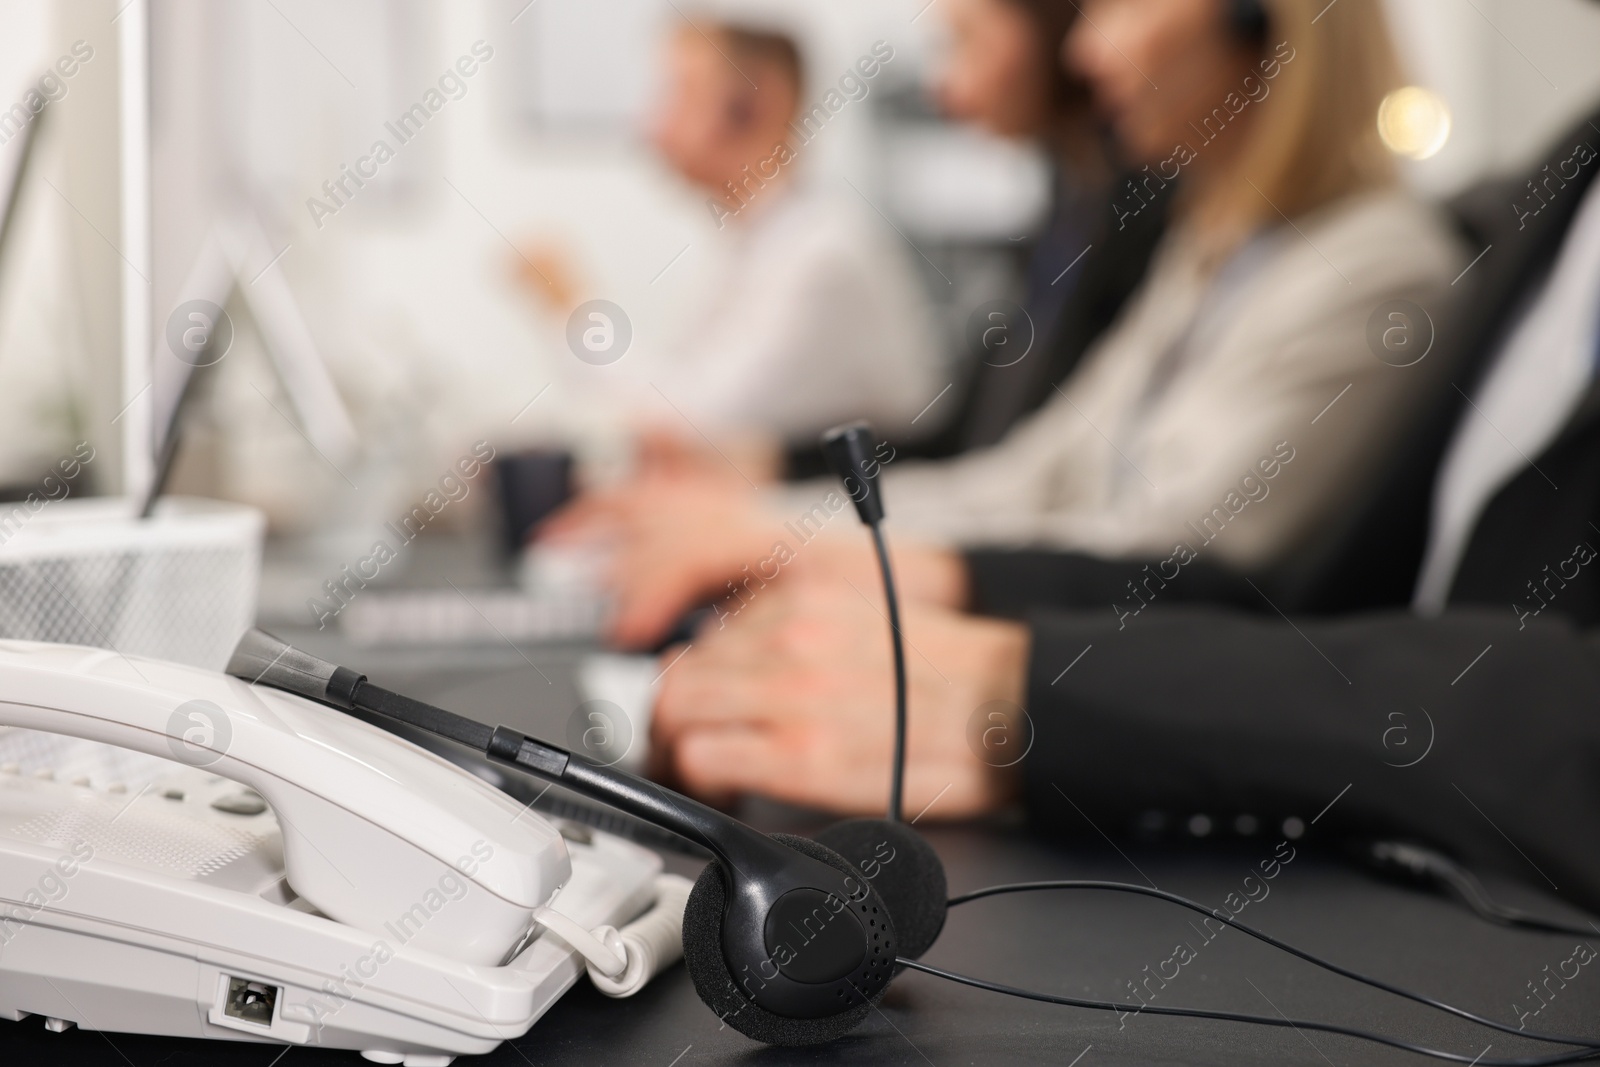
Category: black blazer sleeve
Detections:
[
  {"x1": 1021, "y1": 605, "x2": 1600, "y2": 912},
  {"x1": 964, "y1": 549, "x2": 1264, "y2": 618}
]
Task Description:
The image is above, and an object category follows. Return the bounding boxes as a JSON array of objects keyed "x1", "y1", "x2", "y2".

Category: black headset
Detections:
[
  {"x1": 1230, "y1": 0, "x2": 1269, "y2": 40},
  {"x1": 229, "y1": 421, "x2": 1600, "y2": 1060}
]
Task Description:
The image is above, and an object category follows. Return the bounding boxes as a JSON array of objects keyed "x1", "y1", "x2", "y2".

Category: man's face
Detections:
[{"x1": 650, "y1": 29, "x2": 744, "y2": 189}]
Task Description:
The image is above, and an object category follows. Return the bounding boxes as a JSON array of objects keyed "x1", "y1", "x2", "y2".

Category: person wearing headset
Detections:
[
  {"x1": 649, "y1": 3, "x2": 1600, "y2": 910},
  {"x1": 516, "y1": 14, "x2": 940, "y2": 448},
  {"x1": 544, "y1": 0, "x2": 1466, "y2": 651}
]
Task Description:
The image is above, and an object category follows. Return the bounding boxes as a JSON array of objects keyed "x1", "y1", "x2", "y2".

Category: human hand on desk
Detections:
[
  {"x1": 652, "y1": 582, "x2": 1031, "y2": 817},
  {"x1": 542, "y1": 476, "x2": 974, "y2": 649},
  {"x1": 540, "y1": 478, "x2": 785, "y2": 649},
  {"x1": 633, "y1": 426, "x2": 784, "y2": 489}
]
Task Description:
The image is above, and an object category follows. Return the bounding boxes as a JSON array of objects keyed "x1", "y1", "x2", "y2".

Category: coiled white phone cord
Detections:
[{"x1": 533, "y1": 873, "x2": 693, "y2": 998}]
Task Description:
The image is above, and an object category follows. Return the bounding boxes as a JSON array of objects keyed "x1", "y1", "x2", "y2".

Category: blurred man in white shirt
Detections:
[{"x1": 643, "y1": 17, "x2": 939, "y2": 443}]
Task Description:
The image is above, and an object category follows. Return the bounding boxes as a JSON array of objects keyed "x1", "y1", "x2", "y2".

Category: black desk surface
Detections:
[{"x1": 10, "y1": 634, "x2": 1599, "y2": 1066}]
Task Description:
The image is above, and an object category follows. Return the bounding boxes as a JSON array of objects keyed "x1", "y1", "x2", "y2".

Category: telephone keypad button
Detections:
[{"x1": 211, "y1": 792, "x2": 268, "y2": 816}]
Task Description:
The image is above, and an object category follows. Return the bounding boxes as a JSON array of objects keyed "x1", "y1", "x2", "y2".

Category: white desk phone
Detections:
[{"x1": 0, "y1": 639, "x2": 690, "y2": 1065}]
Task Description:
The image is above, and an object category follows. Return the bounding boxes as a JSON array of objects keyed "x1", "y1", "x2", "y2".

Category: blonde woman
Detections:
[{"x1": 545, "y1": 0, "x2": 1467, "y2": 649}]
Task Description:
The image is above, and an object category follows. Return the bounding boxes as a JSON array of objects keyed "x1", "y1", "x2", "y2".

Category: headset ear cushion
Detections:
[
  {"x1": 680, "y1": 834, "x2": 880, "y2": 1045},
  {"x1": 814, "y1": 819, "x2": 947, "y2": 959},
  {"x1": 1230, "y1": 0, "x2": 1268, "y2": 38}
]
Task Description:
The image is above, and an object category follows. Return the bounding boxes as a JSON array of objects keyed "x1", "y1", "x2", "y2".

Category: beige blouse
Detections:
[{"x1": 780, "y1": 187, "x2": 1466, "y2": 569}]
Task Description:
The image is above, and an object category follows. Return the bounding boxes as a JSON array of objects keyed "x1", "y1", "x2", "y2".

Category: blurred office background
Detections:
[{"x1": 3, "y1": 0, "x2": 1600, "y2": 616}]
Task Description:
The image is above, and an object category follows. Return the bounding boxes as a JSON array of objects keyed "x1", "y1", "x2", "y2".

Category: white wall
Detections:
[{"x1": 1385, "y1": 0, "x2": 1600, "y2": 194}]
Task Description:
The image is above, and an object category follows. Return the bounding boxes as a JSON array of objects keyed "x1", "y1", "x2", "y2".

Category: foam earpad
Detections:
[
  {"x1": 681, "y1": 834, "x2": 883, "y2": 1045},
  {"x1": 814, "y1": 819, "x2": 947, "y2": 960},
  {"x1": 1229, "y1": 0, "x2": 1268, "y2": 39}
]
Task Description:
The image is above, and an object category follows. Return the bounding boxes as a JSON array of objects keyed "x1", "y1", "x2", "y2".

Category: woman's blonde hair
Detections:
[{"x1": 1192, "y1": 0, "x2": 1403, "y2": 250}]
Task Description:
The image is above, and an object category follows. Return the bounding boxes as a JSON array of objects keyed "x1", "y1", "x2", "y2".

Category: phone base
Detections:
[{"x1": 0, "y1": 730, "x2": 666, "y2": 1062}]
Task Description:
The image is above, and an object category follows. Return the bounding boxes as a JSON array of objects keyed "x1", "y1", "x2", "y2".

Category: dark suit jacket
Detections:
[
  {"x1": 783, "y1": 176, "x2": 1169, "y2": 479},
  {"x1": 1016, "y1": 105, "x2": 1600, "y2": 911}
]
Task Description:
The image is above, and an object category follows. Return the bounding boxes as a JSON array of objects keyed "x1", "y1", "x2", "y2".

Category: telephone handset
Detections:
[
  {"x1": 0, "y1": 639, "x2": 681, "y2": 1064},
  {"x1": 0, "y1": 638, "x2": 566, "y2": 963}
]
